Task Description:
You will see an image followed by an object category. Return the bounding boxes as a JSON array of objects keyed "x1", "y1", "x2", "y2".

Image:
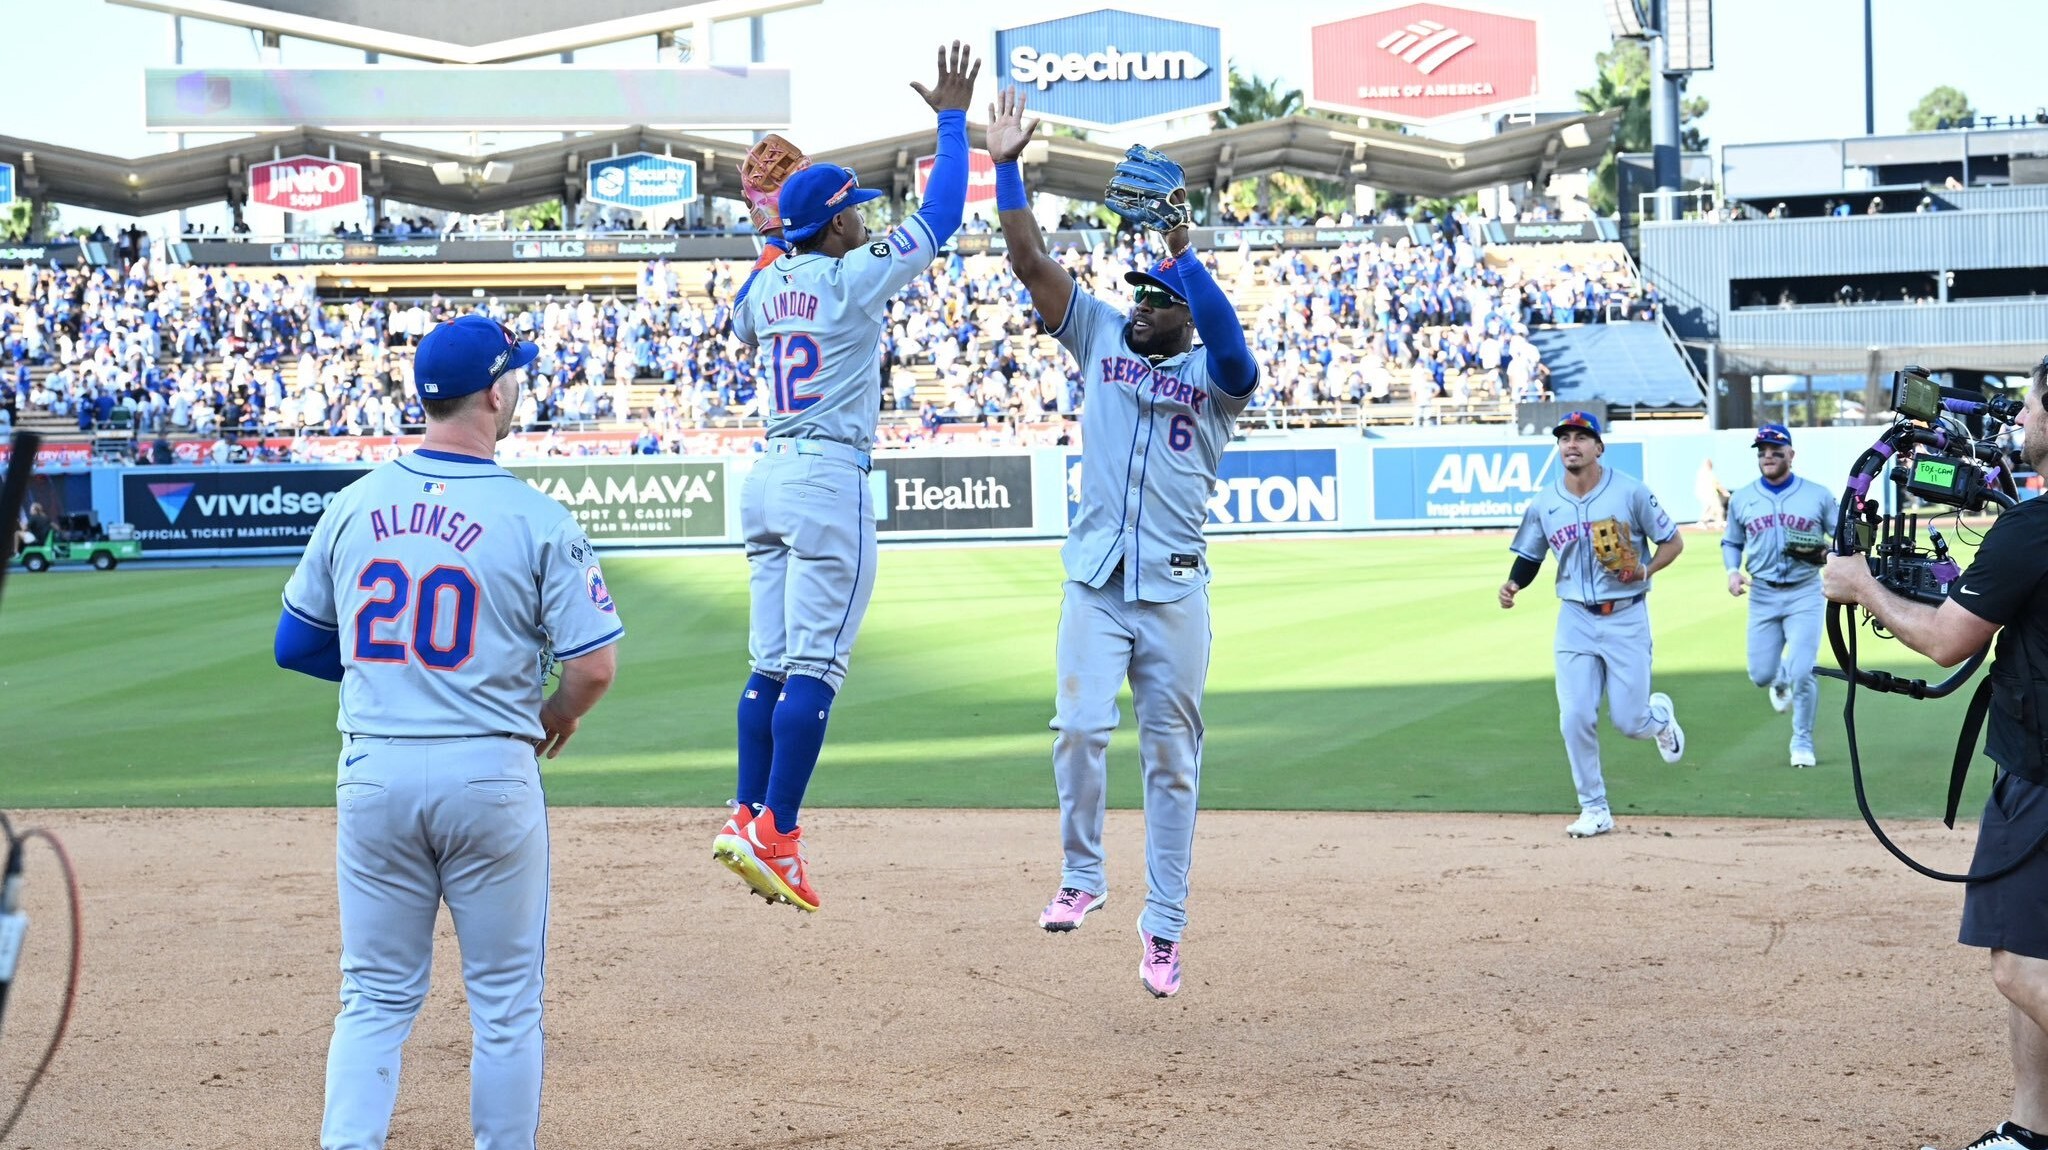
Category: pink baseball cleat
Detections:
[
  {"x1": 1037, "y1": 887, "x2": 1106, "y2": 932},
  {"x1": 1139, "y1": 930, "x2": 1182, "y2": 998}
]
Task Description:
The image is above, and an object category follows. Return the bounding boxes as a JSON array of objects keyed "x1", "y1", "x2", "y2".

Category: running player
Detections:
[
  {"x1": 1499, "y1": 412, "x2": 1686, "y2": 838},
  {"x1": 274, "y1": 313, "x2": 623, "y2": 1148},
  {"x1": 710, "y1": 43, "x2": 978, "y2": 913},
  {"x1": 1723, "y1": 424, "x2": 1836, "y2": 767},
  {"x1": 987, "y1": 87, "x2": 1258, "y2": 998}
]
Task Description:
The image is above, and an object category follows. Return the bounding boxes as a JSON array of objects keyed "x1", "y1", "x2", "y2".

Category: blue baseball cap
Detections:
[
  {"x1": 413, "y1": 314, "x2": 539, "y2": 401},
  {"x1": 1552, "y1": 410, "x2": 1603, "y2": 439},
  {"x1": 1752, "y1": 423, "x2": 1793, "y2": 448},
  {"x1": 777, "y1": 163, "x2": 884, "y2": 242}
]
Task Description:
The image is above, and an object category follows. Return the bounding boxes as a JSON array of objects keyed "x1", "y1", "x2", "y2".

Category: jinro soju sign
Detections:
[{"x1": 510, "y1": 460, "x2": 726, "y2": 542}]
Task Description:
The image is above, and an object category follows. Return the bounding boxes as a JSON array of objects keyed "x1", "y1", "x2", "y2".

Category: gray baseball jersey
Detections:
[
  {"x1": 732, "y1": 215, "x2": 939, "y2": 452},
  {"x1": 1053, "y1": 289, "x2": 1253, "y2": 604},
  {"x1": 282, "y1": 448, "x2": 625, "y2": 741},
  {"x1": 1723, "y1": 475, "x2": 1836, "y2": 755},
  {"x1": 1510, "y1": 466, "x2": 1677, "y2": 612},
  {"x1": 1722, "y1": 476, "x2": 1836, "y2": 585},
  {"x1": 1510, "y1": 463, "x2": 1678, "y2": 815}
]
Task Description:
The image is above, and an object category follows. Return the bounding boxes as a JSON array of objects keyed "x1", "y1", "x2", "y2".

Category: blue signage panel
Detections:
[
  {"x1": 1371, "y1": 441, "x2": 1646, "y2": 524},
  {"x1": 0, "y1": 162, "x2": 13, "y2": 206},
  {"x1": 1064, "y1": 448, "x2": 1339, "y2": 529},
  {"x1": 995, "y1": 10, "x2": 1226, "y2": 130},
  {"x1": 585, "y1": 152, "x2": 698, "y2": 211}
]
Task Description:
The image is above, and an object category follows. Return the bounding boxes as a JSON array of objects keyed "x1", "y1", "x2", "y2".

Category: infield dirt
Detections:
[{"x1": 0, "y1": 808, "x2": 2009, "y2": 1149}]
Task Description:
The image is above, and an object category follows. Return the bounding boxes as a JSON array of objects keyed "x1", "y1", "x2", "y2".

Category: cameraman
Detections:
[{"x1": 1824, "y1": 357, "x2": 2048, "y2": 1150}]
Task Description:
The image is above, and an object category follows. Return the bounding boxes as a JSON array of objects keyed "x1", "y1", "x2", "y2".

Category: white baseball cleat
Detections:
[
  {"x1": 1650, "y1": 692, "x2": 1685, "y2": 763},
  {"x1": 1790, "y1": 746, "x2": 1817, "y2": 768},
  {"x1": 1566, "y1": 808, "x2": 1614, "y2": 838},
  {"x1": 1768, "y1": 679, "x2": 1793, "y2": 713}
]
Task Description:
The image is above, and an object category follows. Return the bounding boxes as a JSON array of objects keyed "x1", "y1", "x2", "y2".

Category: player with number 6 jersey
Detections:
[
  {"x1": 988, "y1": 86, "x2": 1258, "y2": 999},
  {"x1": 274, "y1": 313, "x2": 622, "y2": 1149},
  {"x1": 710, "y1": 42, "x2": 978, "y2": 913}
]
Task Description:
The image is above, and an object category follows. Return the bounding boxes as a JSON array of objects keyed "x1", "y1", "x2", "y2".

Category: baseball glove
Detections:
[
  {"x1": 1590, "y1": 517, "x2": 1644, "y2": 582},
  {"x1": 738, "y1": 133, "x2": 810, "y2": 234},
  {"x1": 1104, "y1": 145, "x2": 1192, "y2": 233},
  {"x1": 1784, "y1": 526, "x2": 1829, "y2": 566}
]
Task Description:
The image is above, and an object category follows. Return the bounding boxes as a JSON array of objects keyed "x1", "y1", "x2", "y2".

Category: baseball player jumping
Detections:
[
  {"x1": 1722, "y1": 423, "x2": 1836, "y2": 768},
  {"x1": 709, "y1": 42, "x2": 978, "y2": 912},
  {"x1": 1499, "y1": 412, "x2": 1686, "y2": 838},
  {"x1": 988, "y1": 88, "x2": 1258, "y2": 998},
  {"x1": 274, "y1": 314, "x2": 624, "y2": 1149}
]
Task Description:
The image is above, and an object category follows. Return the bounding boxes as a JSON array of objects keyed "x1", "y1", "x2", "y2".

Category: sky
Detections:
[{"x1": 0, "y1": 0, "x2": 2040, "y2": 229}]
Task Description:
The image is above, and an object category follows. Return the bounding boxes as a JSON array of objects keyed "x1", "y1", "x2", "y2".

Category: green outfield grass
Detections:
[{"x1": 0, "y1": 532, "x2": 1993, "y2": 820}]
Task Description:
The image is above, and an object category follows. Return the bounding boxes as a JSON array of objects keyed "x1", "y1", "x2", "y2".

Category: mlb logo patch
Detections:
[
  {"x1": 886, "y1": 226, "x2": 918, "y2": 256},
  {"x1": 421, "y1": 481, "x2": 446, "y2": 495}
]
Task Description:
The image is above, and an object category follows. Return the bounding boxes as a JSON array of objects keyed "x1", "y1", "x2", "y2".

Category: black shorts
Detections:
[{"x1": 1959, "y1": 769, "x2": 2048, "y2": 959}]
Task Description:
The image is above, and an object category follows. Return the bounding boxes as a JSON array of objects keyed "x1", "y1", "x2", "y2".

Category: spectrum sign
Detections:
[{"x1": 994, "y1": 10, "x2": 1225, "y2": 130}]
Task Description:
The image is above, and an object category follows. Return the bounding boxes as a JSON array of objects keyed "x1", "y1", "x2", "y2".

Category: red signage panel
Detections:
[
  {"x1": 1310, "y1": 4, "x2": 1539, "y2": 125},
  {"x1": 914, "y1": 150, "x2": 998, "y2": 205},
  {"x1": 249, "y1": 155, "x2": 363, "y2": 212}
]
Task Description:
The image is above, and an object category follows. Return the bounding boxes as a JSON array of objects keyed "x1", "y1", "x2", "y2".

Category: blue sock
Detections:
[
  {"x1": 735, "y1": 671, "x2": 782, "y2": 810},
  {"x1": 764, "y1": 674, "x2": 835, "y2": 832}
]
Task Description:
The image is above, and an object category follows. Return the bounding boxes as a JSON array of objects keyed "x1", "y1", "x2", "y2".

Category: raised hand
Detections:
[
  {"x1": 986, "y1": 86, "x2": 1041, "y2": 166},
  {"x1": 910, "y1": 41, "x2": 980, "y2": 113}
]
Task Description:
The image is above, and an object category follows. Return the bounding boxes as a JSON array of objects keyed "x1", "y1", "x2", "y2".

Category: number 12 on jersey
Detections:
[{"x1": 771, "y1": 333, "x2": 824, "y2": 414}]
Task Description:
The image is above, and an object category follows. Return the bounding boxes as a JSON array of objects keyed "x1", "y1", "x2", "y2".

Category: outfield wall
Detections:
[{"x1": 58, "y1": 426, "x2": 1915, "y2": 559}]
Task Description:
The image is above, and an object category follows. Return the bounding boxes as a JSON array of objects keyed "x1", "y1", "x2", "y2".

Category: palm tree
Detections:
[{"x1": 1211, "y1": 65, "x2": 1304, "y2": 129}]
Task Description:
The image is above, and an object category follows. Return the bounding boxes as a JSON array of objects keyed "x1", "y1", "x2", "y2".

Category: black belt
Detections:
[
  {"x1": 1761, "y1": 578, "x2": 1811, "y2": 590},
  {"x1": 1577, "y1": 595, "x2": 1644, "y2": 616}
]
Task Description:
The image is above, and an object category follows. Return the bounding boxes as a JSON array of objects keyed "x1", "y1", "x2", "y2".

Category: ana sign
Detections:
[
  {"x1": 249, "y1": 155, "x2": 362, "y2": 212},
  {"x1": 994, "y1": 10, "x2": 1225, "y2": 130},
  {"x1": 1309, "y1": 3, "x2": 1539, "y2": 126},
  {"x1": 914, "y1": 150, "x2": 997, "y2": 205},
  {"x1": 586, "y1": 152, "x2": 698, "y2": 212}
]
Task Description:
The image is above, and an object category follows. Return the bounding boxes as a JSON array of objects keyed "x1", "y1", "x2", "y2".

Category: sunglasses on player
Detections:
[{"x1": 1134, "y1": 286, "x2": 1186, "y2": 309}]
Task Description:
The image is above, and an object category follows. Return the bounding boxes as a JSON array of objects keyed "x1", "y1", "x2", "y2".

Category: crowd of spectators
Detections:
[{"x1": 0, "y1": 219, "x2": 1653, "y2": 462}]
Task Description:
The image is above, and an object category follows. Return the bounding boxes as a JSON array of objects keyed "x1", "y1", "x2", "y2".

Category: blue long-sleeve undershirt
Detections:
[
  {"x1": 275, "y1": 607, "x2": 344, "y2": 682},
  {"x1": 1164, "y1": 254, "x2": 1257, "y2": 397},
  {"x1": 912, "y1": 109, "x2": 969, "y2": 247}
]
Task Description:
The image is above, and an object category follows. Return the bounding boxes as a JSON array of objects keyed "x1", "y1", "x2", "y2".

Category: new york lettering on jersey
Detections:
[
  {"x1": 283, "y1": 451, "x2": 624, "y2": 741},
  {"x1": 1055, "y1": 290, "x2": 1251, "y2": 601},
  {"x1": 1511, "y1": 468, "x2": 1674, "y2": 603},
  {"x1": 733, "y1": 215, "x2": 938, "y2": 452},
  {"x1": 1725, "y1": 476, "x2": 1835, "y2": 583}
]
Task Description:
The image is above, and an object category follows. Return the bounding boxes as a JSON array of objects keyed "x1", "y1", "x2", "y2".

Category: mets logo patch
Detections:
[{"x1": 586, "y1": 565, "x2": 616, "y2": 613}]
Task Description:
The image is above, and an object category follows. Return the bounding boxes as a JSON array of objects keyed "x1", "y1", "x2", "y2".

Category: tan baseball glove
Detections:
[
  {"x1": 1590, "y1": 517, "x2": 1644, "y2": 582},
  {"x1": 738, "y1": 134, "x2": 810, "y2": 235}
]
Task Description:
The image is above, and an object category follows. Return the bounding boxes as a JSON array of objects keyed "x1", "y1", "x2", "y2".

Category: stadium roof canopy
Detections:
[
  {"x1": 0, "y1": 109, "x2": 1621, "y2": 217},
  {"x1": 106, "y1": 0, "x2": 816, "y2": 64}
]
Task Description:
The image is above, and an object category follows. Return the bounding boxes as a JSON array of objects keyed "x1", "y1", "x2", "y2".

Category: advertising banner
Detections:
[
  {"x1": 870, "y1": 455, "x2": 1035, "y2": 533},
  {"x1": 994, "y1": 10, "x2": 1225, "y2": 130},
  {"x1": 914, "y1": 150, "x2": 998, "y2": 205},
  {"x1": 121, "y1": 467, "x2": 368, "y2": 552},
  {"x1": 1309, "y1": 4, "x2": 1540, "y2": 125},
  {"x1": 1370, "y1": 441, "x2": 1645, "y2": 524},
  {"x1": 509, "y1": 459, "x2": 726, "y2": 543},
  {"x1": 249, "y1": 155, "x2": 363, "y2": 212},
  {"x1": 1064, "y1": 448, "x2": 1341, "y2": 529},
  {"x1": 0, "y1": 161, "x2": 13, "y2": 206},
  {"x1": 585, "y1": 152, "x2": 699, "y2": 212},
  {"x1": 0, "y1": 242, "x2": 113, "y2": 268}
]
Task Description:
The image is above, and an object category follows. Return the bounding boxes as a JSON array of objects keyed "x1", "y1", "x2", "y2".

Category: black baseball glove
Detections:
[
  {"x1": 1104, "y1": 145, "x2": 1192, "y2": 233},
  {"x1": 1784, "y1": 526, "x2": 1829, "y2": 566}
]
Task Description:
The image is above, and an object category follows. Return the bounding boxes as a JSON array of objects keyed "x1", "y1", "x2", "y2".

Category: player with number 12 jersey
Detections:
[{"x1": 710, "y1": 43, "x2": 977, "y2": 914}]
